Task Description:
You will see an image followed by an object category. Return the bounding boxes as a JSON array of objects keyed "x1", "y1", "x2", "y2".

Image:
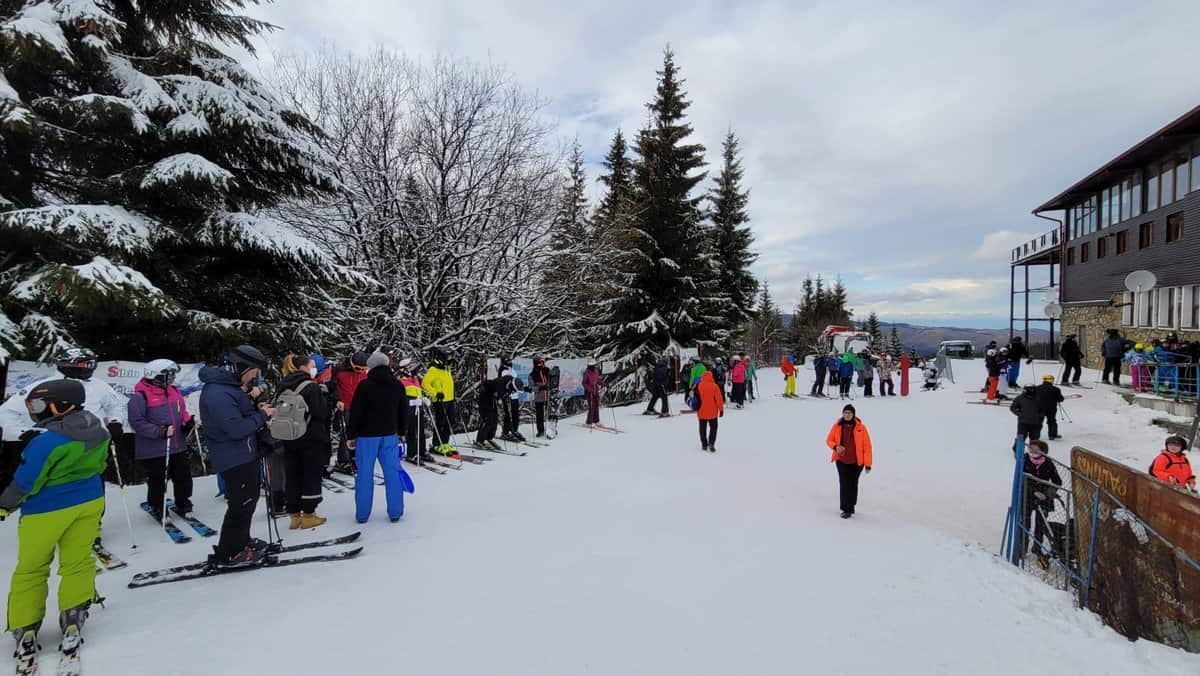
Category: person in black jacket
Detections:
[
  {"x1": 1021, "y1": 439, "x2": 1063, "y2": 567},
  {"x1": 643, "y1": 357, "x2": 670, "y2": 417},
  {"x1": 345, "y1": 352, "x2": 408, "y2": 523},
  {"x1": 1059, "y1": 335, "x2": 1082, "y2": 385},
  {"x1": 529, "y1": 356, "x2": 552, "y2": 437},
  {"x1": 475, "y1": 371, "x2": 502, "y2": 449},
  {"x1": 1035, "y1": 375, "x2": 1065, "y2": 440},
  {"x1": 277, "y1": 354, "x2": 330, "y2": 530},
  {"x1": 981, "y1": 340, "x2": 999, "y2": 392},
  {"x1": 1009, "y1": 385, "x2": 1043, "y2": 440},
  {"x1": 1006, "y1": 337, "x2": 1033, "y2": 387}
]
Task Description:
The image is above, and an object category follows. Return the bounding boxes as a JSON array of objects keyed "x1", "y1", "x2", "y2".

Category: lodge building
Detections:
[{"x1": 1017, "y1": 105, "x2": 1200, "y2": 368}]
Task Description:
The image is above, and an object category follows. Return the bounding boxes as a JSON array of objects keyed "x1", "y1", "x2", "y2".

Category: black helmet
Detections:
[
  {"x1": 222, "y1": 344, "x2": 268, "y2": 376},
  {"x1": 1165, "y1": 435, "x2": 1189, "y2": 451},
  {"x1": 1023, "y1": 385, "x2": 1037, "y2": 395},
  {"x1": 430, "y1": 349, "x2": 447, "y2": 367},
  {"x1": 56, "y1": 347, "x2": 97, "y2": 380},
  {"x1": 350, "y1": 350, "x2": 371, "y2": 369},
  {"x1": 25, "y1": 379, "x2": 85, "y2": 423}
]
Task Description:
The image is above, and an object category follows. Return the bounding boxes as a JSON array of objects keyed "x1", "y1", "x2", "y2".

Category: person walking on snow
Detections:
[
  {"x1": 825, "y1": 404, "x2": 873, "y2": 518},
  {"x1": 421, "y1": 350, "x2": 457, "y2": 456},
  {"x1": 276, "y1": 354, "x2": 330, "y2": 530},
  {"x1": 127, "y1": 359, "x2": 193, "y2": 521},
  {"x1": 1150, "y1": 436, "x2": 1196, "y2": 494},
  {"x1": 199, "y1": 345, "x2": 275, "y2": 568},
  {"x1": 811, "y1": 352, "x2": 828, "y2": 397},
  {"x1": 583, "y1": 357, "x2": 604, "y2": 426},
  {"x1": 1059, "y1": 334, "x2": 1082, "y2": 385},
  {"x1": 345, "y1": 352, "x2": 408, "y2": 523},
  {"x1": 781, "y1": 355, "x2": 798, "y2": 398},
  {"x1": 1, "y1": 380, "x2": 109, "y2": 670},
  {"x1": 695, "y1": 371, "x2": 724, "y2": 452},
  {"x1": 1006, "y1": 336, "x2": 1032, "y2": 387},
  {"x1": 1035, "y1": 375, "x2": 1065, "y2": 441},
  {"x1": 1009, "y1": 385, "x2": 1043, "y2": 441},
  {"x1": 730, "y1": 356, "x2": 747, "y2": 408},
  {"x1": 643, "y1": 357, "x2": 670, "y2": 417}
]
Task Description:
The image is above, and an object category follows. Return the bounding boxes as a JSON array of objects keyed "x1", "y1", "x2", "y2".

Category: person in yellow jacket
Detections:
[{"x1": 421, "y1": 350, "x2": 456, "y2": 455}]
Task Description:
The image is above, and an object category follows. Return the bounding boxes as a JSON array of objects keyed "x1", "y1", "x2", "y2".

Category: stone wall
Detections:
[{"x1": 1061, "y1": 296, "x2": 1200, "y2": 370}]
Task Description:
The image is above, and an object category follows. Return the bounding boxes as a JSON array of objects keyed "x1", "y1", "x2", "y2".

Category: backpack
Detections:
[
  {"x1": 1150, "y1": 453, "x2": 1173, "y2": 476},
  {"x1": 270, "y1": 383, "x2": 312, "y2": 441}
]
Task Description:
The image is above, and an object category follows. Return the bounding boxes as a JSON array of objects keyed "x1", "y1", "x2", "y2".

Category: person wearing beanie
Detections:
[
  {"x1": 695, "y1": 371, "x2": 724, "y2": 452},
  {"x1": 824, "y1": 404, "x2": 873, "y2": 518},
  {"x1": 1021, "y1": 439, "x2": 1063, "y2": 568},
  {"x1": 1150, "y1": 436, "x2": 1196, "y2": 493},
  {"x1": 1009, "y1": 385, "x2": 1043, "y2": 441},
  {"x1": 346, "y1": 352, "x2": 409, "y2": 522},
  {"x1": 1034, "y1": 375, "x2": 1065, "y2": 441}
]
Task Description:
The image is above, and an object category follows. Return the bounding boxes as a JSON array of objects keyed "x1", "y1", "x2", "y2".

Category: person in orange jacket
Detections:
[
  {"x1": 1150, "y1": 436, "x2": 1197, "y2": 494},
  {"x1": 695, "y1": 371, "x2": 724, "y2": 452},
  {"x1": 825, "y1": 404, "x2": 873, "y2": 518},
  {"x1": 781, "y1": 355, "x2": 798, "y2": 398}
]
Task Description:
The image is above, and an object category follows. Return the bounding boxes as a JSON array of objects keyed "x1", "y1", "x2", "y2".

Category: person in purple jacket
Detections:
[
  {"x1": 583, "y1": 357, "x2": 605, "y2": 426},
  {"x1": 127, "y1": 359, "x2": 195, "y2": 520}
]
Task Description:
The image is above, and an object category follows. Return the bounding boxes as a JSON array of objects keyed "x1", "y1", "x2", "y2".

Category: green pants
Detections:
[{"x1": 7, "y1": 497, "x2": 104, "y2": 632}]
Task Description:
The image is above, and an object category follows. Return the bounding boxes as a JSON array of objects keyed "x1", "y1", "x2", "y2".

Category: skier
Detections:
[
  {"x1": 0, "y1": 348, "x2": 127, "y2": 445},
  {"x1": 643, "y1": 357, "x2": 670, "y2": 417},
  {"x1": 127, "y1": 359, "x2": 193, "y2": 521},
  {"x1": 1101, "y1": 329, "x2": 1127, "y2": 385},
  {"x1": 1, "y1": 380, "x2": 109, "y2": 672},
  {"x1": 811, "y1": 351, "x2": 828, "y2": 397},
  {"x1": 199, "y1": 345, "x2": 275, "y2": 568},
  {"x1": 837, "y1": 354, "x2": 855, "y2": 399},
  {"x1": 742, "y1": 353, "x2": 756, "y2": 403},
  {"x1": 996, "y1": 348, "x2": 1012, "y2": 400},
  {"x1": 729, "y1": 355, "x2": 747, "y2": 409},
  {"x1": 1009, "y1": 385, "x2": 1043, "y2": 441},
  {"x1": 781, "y1": 355, "x2": 797, "y2": 398},
  {"x1": 1006, "y1": 336, "x2": 1032, "y2": 387},
  {"x1": 529, "y1": 356, "x2": 555, "y2": 434},
  {"x1": 1059, "y1": 334, "x2": 1082, "y2": 385},
  {"x1": 275, "y1": 354, "x2": 330, "y2": 530},
  {"x1": 345, "y1": 352, "x2": 408, "y2": 523},
  {"x1": 498, "y1": 358, "x2": 526, "y2": 442},
  {"x1": 1021, "y1": 439, "x2": 1063, "y2": 568},
  {"x1": 421, "y1": 350, "x2": 456, "y2": 456},
  {"x1": 878, "y1": 353, "x2": 895, "y2": 396},
  {"x1": 826, "y1": 352, "x2": 840, "y2": 393},
  {"x1": 712, "y1": 357, "x2": 728, "y2": 403},
  {"x1": 825, "y1": 404, "x2": 873, "y2": 519},
  {"x1": 860, "y1": 351, "x2": 876, "y2": 398},
  {"x1": 583, "y1": 357, "x2": 604, "y2": 426},
  {"x1": 985, "y1": 348, "x2": 1001, "y2": 401},
  {"x1": 1149, "y1": 436, "x2": 1196, "y2": 493},
  {"x1": 1125, "y1": 343, "x2": 1148, "y2": 393},
  {"x1": 396, "y1": 359, "x2": 432, "y2": 463},
  {"x1": 331, "y1": 351, "x2": 370, "y2": 473},
  {"x1": 475, "y1": 369, "x2": 502, "y2": 448},
  {"x1": 980, "y1": 340, "x2": 999, "y2": 392},
  {"x1": 1035, "y1": 374, "x2": 1065, "y2": 441},
  {"x1": 694, "y1": 371, "x2": 724, "y2": 452},
  {"x1": 688, "y1": 357, "x2": 707, "y2": 407}
]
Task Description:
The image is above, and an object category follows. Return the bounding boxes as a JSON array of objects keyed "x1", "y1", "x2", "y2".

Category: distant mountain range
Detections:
[{"x1": 780, "y1": 317, "x2": 1050, "y2": 355}]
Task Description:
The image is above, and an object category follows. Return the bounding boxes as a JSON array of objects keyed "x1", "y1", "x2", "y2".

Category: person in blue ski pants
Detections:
[{"x1": 345, "y1": 352, "x2": 409, "y2": 523}]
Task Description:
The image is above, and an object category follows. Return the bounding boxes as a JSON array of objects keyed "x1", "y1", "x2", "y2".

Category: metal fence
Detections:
[
  {"x1": 1131, "y1": 352, "x2": 1200, "y2": 401},
  {"x1": 1002, "y1": 438, "x2": 1200, "y2": 652}
]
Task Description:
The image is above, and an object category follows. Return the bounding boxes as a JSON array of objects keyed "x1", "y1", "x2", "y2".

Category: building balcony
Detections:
[{"x1": 1011, "y1": 226, "x2": 1062, "y2": 265}]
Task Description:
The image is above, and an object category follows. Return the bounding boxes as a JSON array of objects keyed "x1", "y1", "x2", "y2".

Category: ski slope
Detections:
[{"x1": 0, "y1": 359, "x2": 1195, "y2": 675}]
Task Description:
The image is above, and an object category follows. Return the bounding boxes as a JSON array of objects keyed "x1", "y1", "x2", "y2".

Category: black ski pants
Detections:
[
  {"x1": 404, "y1": 404, "x2": 427, "y2": 458},
  {"x1": 698, "y1": 418, "x2": 718, "y2": 448},
  {"x1": 731, "y1": 382, "x2": 746, "y2": 405},
  {"x1": 863, "y1": 377, "x2": 874, "y2": 397},
  {"x1": 879, "y1": 379, "x2": 895, "y2": 396},
  {"x1": 812, "y1": 369, "x2": 826, "y2": 395},
  {"x1": 432, "y1": 401, "x2": 454, "y2": 446},
  {"x1": 1017, "y1": 422, "x2": 1042, "y2": 441},
  {"x1": 283, "y1": 439, "x2": 326, "y2": 514},
  {"x1": 534, "y1": 401, "x2": 547, "y2": 435},
  {"x1": 214, "y1": 460, "x2": 260, "y2": 561},
  {"x1": 502, "y1": 398, "x2": 520, "y2": 435},
  {"x1": 476, "y1": 403, "x2": 498, "y2": 444},
  {"x1": 139, "y1": 452, "x2": 193, "y2": 514},
  {"x1": 839, "y1": 379, "x2": 852, "y2": 396},
  {"x1": 646, "y1": 385, "x2": 669, "y2": 414},
  {"x1": 1102, "y1": 357, "x2": 1122, "y2": 384},
  {"x1": 1061, "y1": 361, "x2": 1081, "y2": 384},
  {"x1": 1043, "y1": 414, "x2": 1059, "y2": 439},
  {"x1": 836, "y1": 462, "x2": 863, "y2": 514}
]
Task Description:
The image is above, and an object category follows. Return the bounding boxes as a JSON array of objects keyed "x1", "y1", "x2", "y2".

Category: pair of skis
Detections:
[
  {"x1": 15, "y1": 629, "x2": 80, "y2": 675},
  {"x1": 470, "y1": 440, "x2": 528, "y2": 457},
  {"x1": 128, "y1": 531, "x2": 364, "y2": 589},
  {"x1": 572, "y1": 423, "x2": 623, "y2": 434},
  {"x1": 140, "y1": 500, "x2": 217, "y2": 544}
]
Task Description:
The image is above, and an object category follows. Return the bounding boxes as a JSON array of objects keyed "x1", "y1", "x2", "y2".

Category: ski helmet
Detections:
[
  {"x1": 1165, "y1": 436, "x2": 1189, "y2": 451},
  {"x1": 221, "y1": 344, "x2": 268, "y2": 377},
  {"x1": 986, "y1": 349, "x2": 997, "y2": 357},
  {"x1": 1042, "y1": 374, "x2": 1054, "y2": 383},
  {"x1": 144, "y1": 358, "x2": 180, "y2": 387},
  {"x1": 430, "y1": 349, "x2": 448, "y2": 368},
  {"x1": 25, "y1": 379, "x2": 85, "y2": 423},
  {"x1": 350, "y1": 350, "x2": 371, "y2": 370},
  {"x1": 56, "y1": 347, "x2": 97, "y2": 380}
]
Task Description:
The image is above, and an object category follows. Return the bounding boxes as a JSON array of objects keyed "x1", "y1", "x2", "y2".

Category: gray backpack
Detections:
[{"x1": 270, "y1": 383, "x2": 311, "y2": 441}]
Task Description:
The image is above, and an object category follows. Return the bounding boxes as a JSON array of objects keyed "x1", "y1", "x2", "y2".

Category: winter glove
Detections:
[
  {"x1": 0, "y1": 507, "x2": 9, "y2": 520},
  {"x1": 347, "y1": 439, "x2": 357, "y2": 450},
  {"x1": 864, "y1": 467, "x2": 871, "y2": 474},
  {"x1": 1026, "y1": 359, "x2": 1033, "y2": 365},
  {"x1": 182, "y1": 419, "x2": 196, "y2": 436},
  {"x1": 436, "y1": 393, "x2": 445, "y2": 402}
]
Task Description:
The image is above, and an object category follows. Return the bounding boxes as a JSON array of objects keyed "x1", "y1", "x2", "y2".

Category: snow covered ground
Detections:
[{"x1": 0, "y1": 358, "x2": 1196, "y2": 675}]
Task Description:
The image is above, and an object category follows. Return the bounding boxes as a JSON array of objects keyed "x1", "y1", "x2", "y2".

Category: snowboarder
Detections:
[
  {"x1": 643, "y1": 357, "x2": 670, "y2": 417},
  {"x1": 276, "y1": 354, "x2": 330, "y2": 530},
  {"x1": 1021, "y1": 439, "x2": 1063, "y2": 567},
  {"x1": 730, "y1": 355, "x2": 747, "y2": 408},
  {"x1": 422, "y1": 350, "x2": 457, "y2": 456},
  {"x1": 1006, "y1": 336, "x2": 1032, "y2": 387},
  {"x1": 397, "y1": 359, "x2": 435, "y2": 462},
  {"x1": 1149, "y1": 436, "x2": 1197, "y2": 493},
  {"x1": 1059, "y1": 334, "x2": 1082, "y2": 385},
  {"x1": 127, "y1": 359, "x2": 194, "y2": 521},
  {"x1": 345, "y1": 352, "x2": 408, "y2": 523},
  {"x1": 811, "y1": 351, "x2": 828, "y2": 397},
  {"x1": 1, "y1": 380, "x2": 109, "y2": 672},
  {"x1": 825, "y1": 404, "x2": 873, "y2": 518},
  {"x1": 1035, "y1": 375, "x2": 1065, "y2": 441},
  {"x1": 1101, "y1": 329, "x2": 1127, "y2": 385},
  {"x1": 1009, "y1": 385, "x2": 1043, "y2": 441},
  {"x1": 781, "y1": 355, "x2": 797, "y2": 398},
  {"x1": 695, "y1": 371, "x2": 724, "y2": 452},
  {"x1": 529, "y1": 356, "x2": 555, "y2": 433},
  {"x1": 199, "y1": 345, "x2": 275, "y2": 568},
  {"x1": 583, "y1": 357, "x2": 604, "y2": 426}
]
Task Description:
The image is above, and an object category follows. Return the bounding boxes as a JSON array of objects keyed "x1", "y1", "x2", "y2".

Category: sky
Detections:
[{"x1": 241, "y1": 0, "x2": 1200, "y2": 329}]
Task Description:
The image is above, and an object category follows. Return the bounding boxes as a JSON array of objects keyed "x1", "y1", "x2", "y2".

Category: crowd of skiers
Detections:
[{"x1": 800, "y1": 349, "x2": 901, "y2": 399}]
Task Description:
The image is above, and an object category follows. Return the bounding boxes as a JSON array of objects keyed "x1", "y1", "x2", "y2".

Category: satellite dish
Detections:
[
  {"x1": 1044, "y1": 303, "x2": 1063, "y2": 319},
  {"x1": 1125, "y1": 270, "x2": 1157, "y2": 293}
]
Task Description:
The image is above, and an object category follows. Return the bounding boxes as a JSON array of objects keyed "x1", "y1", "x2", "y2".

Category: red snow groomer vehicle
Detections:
[{"x1": 818, "y1": 325, "x2": 872, "y2": 356}]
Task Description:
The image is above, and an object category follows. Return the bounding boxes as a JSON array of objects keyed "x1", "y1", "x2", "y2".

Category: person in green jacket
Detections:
[
  {"x1": 0, "y1": 379, "x2": 109, "y2": 668},
  {"x1": 687, "y1": 358, "x2": 707, "y2": 410},
  {"x1": 741, "y1": 353, "x2": 756, "y2": 402}
]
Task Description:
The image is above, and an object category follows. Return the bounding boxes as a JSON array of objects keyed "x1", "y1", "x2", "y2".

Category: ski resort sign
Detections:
[{"x1": 3, "y1": 359, "x2": 205, "y2": 404}]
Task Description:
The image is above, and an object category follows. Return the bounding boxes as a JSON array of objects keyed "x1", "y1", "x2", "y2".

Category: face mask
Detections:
[{"x1": 307, "y1": 366, "x2": 318, "y2": 378}]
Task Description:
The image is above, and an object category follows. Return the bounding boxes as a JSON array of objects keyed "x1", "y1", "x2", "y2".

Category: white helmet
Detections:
[{"x1": 144, "y1": 359, "x2": 180, "y2": 385}]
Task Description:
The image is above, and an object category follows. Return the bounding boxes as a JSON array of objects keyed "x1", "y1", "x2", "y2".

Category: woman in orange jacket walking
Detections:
[
  {"x1": 695, "y1": 371, "x2": 725, "y2": 452},
  {"x1": 825, "y1": 404, "x2": 873, "y2": 518}
]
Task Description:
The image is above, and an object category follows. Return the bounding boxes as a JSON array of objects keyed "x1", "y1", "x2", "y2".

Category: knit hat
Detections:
[
  {"x1": 842, "y1": 404, "x2": 855, "y2": 415},
  {"x1": 366, "y1": 351, "x2": 389, "y2": 369}
]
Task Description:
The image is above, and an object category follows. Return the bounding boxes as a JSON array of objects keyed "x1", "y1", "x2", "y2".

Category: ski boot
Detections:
[
  {"x1": 56, "y1": 605, "x2": 87, "y2": 675},
  {"x1": 12, "y1": 625, "x2": 39, "y2": 676},
  {"x1": 209, "y1": 545, "x2": 268, "y2": 570},
  {"x1": 513, "y1": 431, "x2": 526, "y2": 442},
  {"x1": 486, "y1": 439, "x2": 503, "y2": 450}
]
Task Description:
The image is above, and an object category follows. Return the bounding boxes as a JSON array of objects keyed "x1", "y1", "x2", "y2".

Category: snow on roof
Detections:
[
  {"x1": 165, "y1": 112, "x2": 210, "y2": 137},
  {"x1": 140, "y1": 153, "x2": 232, "y2": 190},
  {"x1": 1, "y1": 2, "x2": 74, "y2": 63},
  {"x1": 0, "y1": 71, "x2": 18, "y2": 102},
  {"x1": 199, "y1": 211, "x2": 325, "y2": 262},
  {"x1": 0, "y1": 204, "x2": 155, "y2": 253},
  {"x1": 106, "y1": 54, "x2": 177, "y2": 113}
]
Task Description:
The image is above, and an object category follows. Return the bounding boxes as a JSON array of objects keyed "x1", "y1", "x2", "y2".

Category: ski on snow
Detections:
[
  {"x1": 129, "y1": 532, "x2": 363, "y2": 588},
  {"x1": 92, "y1": 540, "x2": 128, "y2": 572},
  {"x1": 321, "y1": 477, "x2": 347, "y2": 493},
  {"x1": 454, "y1": 452, "x2": 493, "y2": 463},
  {"x1": 403, "y1": 457, "x2": 448, "y2": 475},
  {"x1": 56, "y1": 625, "x2": 82, "y2": 676},
  {"x1": 472, "y1": 442, "x2": 527, "y2": 457},
  {"x1": 140, "y1": 502, "x2": 191, "y2": 543},
  {"x1": 128, "y1": 547, "x2": 364, "y2": 589},
  {"x1": 571, "y1": 423, "x2": 624, "y2": 434},
  {"x1": 166, "y1": 500, "x2": 217, "y2": 537}
]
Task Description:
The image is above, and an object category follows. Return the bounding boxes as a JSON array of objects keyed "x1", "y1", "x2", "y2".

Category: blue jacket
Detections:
[
  {"x1": 1102, "y1": 336, "x2": 1126, "y2": 359},
  {"x1": 198, "y1": 366, "x2": 267, "y2": 474},
  {"x1": 837, "y1": 359, "x2": 855, "y2": 378},
  {"x1": 0, "y1": 410, "x2": 108, "y2": 515},
  {"x1": 813, "y1": 357, "x2": 827, "y2": 373}
]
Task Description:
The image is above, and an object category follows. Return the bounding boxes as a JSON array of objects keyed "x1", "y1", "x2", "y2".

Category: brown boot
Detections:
[
  {"x1": 289, "y1": 513, "x2": 302, "y2": 530},
  {"x1": 299, "y1": 512, "x2": 327, "y2": 529}
]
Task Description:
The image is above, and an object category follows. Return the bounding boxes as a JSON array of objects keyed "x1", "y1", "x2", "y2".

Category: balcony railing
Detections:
[{"x1": 1011, "y1": 226, "x2": 1062, "y2": 263}]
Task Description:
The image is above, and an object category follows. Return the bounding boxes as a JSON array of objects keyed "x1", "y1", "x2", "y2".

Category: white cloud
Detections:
[{"x1": 972, "y1": 231, "x2": 1040, "y2": 262}]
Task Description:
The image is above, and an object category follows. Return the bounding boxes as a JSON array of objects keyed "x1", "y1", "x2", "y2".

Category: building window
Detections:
[
  {"x1": 1066, "y1": 247, "x2": 1075, "y2": 265},
  {"x1": 1097, "y1": 236, "x2": 1108, "y2": 258},
  {"x1": 1158, "y1": 287, "x2": 1176, "y2": 329},
  {"x1": 1116, "y1": 230, "x2": 1128, "y2": 254},
  {"x1": 1192, "y1": 142, "x2": 1200, "y2": 193},
  {"x1": 1167, "y1": 212, "x2": 1184, "y2": 243},
  {"x1": 1132, "y1": 170, "x2": 1142, "y2": 217},
  {"x1": 1137, "y1": 290, "x2": 1155, "y2": 328},
  {"x1": 1176, "y1": 158, "x2": 1189, "y2": 201},
  {"x1": 1147, "y1": 166, "x2": 1160, "y2": 210},
  {"x1": 1080, "y1": 242, "x2": 1090, "y2": 262},
  {"x1": 1139, "y1": 221, "x2": 1154, "y2": 249},
  {"x1": 1122, "y1": 291, "x2": 1134, "y2": 327},
  {"x1": 1121, "y1": 179, "x2": 1132, "y2": 221},
  {"x1": 1188, "y1": 285, "x2": 1200, "y2": 329},
  {"x1": 1161, "y1": 161, "x2": 1175, "y2": 205}
]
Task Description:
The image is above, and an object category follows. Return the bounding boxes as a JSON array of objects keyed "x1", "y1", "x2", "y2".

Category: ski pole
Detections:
[
  {"x1": 260, "y1": 456, "x2": 281, "y2": 546},
  {"x1": 106, "y1": 442, "x2": 137, "y2": 550},
  {"x1": 1058, "y1": 403, "x2": 1073, "y2": 424},
  {"x1": 162, "y1": 418, "x2": 172, "y2": 530}
]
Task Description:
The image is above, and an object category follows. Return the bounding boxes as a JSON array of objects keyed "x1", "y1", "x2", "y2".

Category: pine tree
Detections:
[
  {"x1": 707, "y1": 130, "x2": 757, "y2": 350},
  {"x1": 540, "y1": 139, "x2": 591, "y2": 349},
  {"x1": 598, "y1": 48, "x2": 709, "y2": 376},
  {"x1": 866, "y1": 312, "x2": 882, "y2": 347},
  {"x1": 787, "y1": 274, "x2": 854, "y2": 353},
  {"x1": 888, "y1": 325, "x2": 904, "y2": 356},
  {"x1": 0, "y1": 1, "x2": 336, "y2": 361},
  {"x1": 745, "y1": 283, "x2": 783, "y2": 363}
]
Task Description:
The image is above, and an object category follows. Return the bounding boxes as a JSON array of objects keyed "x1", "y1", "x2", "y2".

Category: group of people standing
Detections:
[{"x1": 806, "y1": 350, "x2": 898, "y2": 399}]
